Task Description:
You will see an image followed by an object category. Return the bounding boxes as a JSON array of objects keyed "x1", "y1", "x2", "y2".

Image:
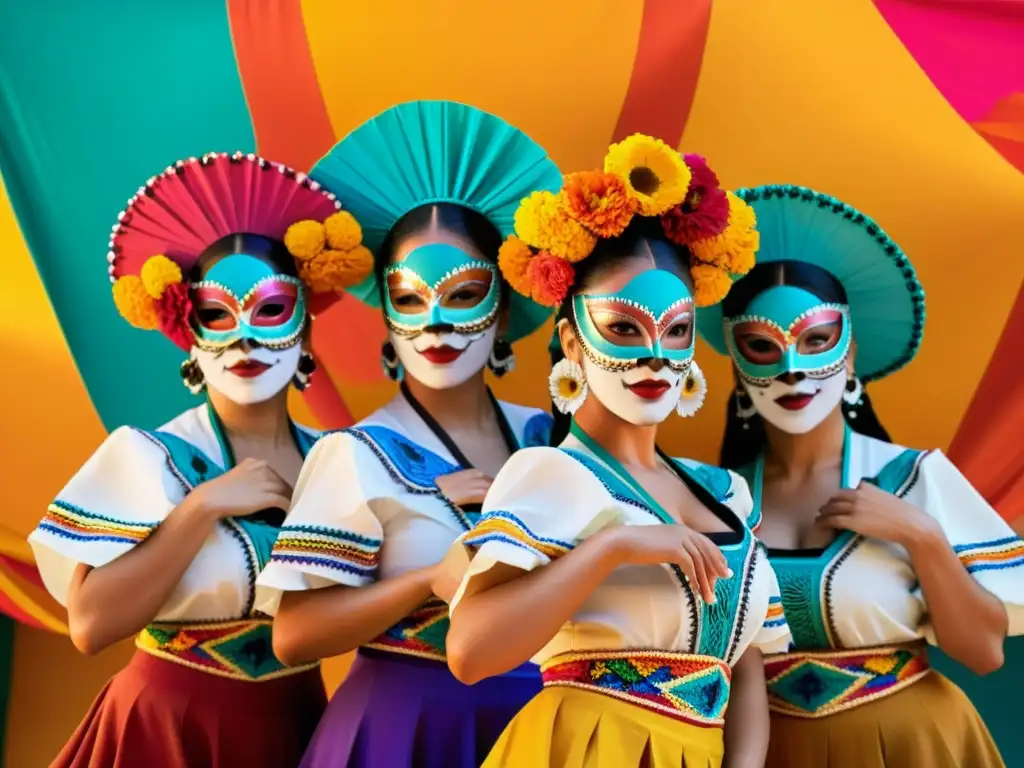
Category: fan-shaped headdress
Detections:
[
  {"x1": 109, "y1": 151, "x2": 372, "y2": 350},
  {"x1": 696, "y1": 185, "x2": 925, "y2": 382},
  {"x1": 301, "y1": 100, "x2": 564, "y2": 344},
  {"x1": 497, "y1": 134, "x2": 760, "y2": 309}
]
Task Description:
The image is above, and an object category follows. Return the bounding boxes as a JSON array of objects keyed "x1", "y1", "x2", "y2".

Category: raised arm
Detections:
[
  {"x1": 68, "y1": 459, "x2": 291, "y2": 655},
  {"x1": 447, "y1": 522, "x2": 728, "y2": 684}
]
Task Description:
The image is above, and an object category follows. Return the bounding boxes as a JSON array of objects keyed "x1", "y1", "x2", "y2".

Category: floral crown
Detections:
[
  {"x1": 496, "y1": 135, "x2": 759, "y2": 308},
  {"x1": 109, "y1": 152, "x2": 374, "y2": 350}
]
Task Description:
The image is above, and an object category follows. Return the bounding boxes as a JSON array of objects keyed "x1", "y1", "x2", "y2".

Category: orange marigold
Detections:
[
  {"x1": 690, "y1": 263, "x2": 734, "y2": 308},
  {"x1": 562, "y1": 171, "x2": 637, "y2": 238},
  {"x1": 298, "y1": 245, "x2": 374, "y2": 293},
  {"x1": 498, "y1": 236, "x2": 534, "y2": 297},
  {"x1": 526, "y1": 252, "x2": 575, "y2": 307}
]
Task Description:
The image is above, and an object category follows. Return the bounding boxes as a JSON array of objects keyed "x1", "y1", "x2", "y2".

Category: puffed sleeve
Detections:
[
  {"x1": 28, "y1": 427, "x2": 176, "y2": 607},
  {"x1": 905, "y1": 450, "x2": 1024, "y2": 637},
  {"x1": 255, "y1": 431, "x2": 384, "y2": 615},
  {"x1": 449, "y1": 447, "x2": 621, "y2": 613},
  {"x1": 752, "y1": 560, "x2": 792, "y2": 655}
]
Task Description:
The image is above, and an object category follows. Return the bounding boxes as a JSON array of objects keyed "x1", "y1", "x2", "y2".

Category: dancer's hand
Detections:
[
  {"x1": 435, "y1": 469, "x2": 495, "y2": 508},
  {"x1": 188, "y1": 459, "x2": 293, "y2": 520}
]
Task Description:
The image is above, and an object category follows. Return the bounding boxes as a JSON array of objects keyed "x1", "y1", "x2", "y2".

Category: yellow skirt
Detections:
[
  {"x1": 767, "y1": 671, "x2": 1004, "y2": 768},
  {"x1": 483, "y1": 686, "x2": 724, "y2": 768}
]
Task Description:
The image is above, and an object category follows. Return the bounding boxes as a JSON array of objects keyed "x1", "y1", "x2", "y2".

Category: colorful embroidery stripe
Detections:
[
  {"x1": 765, "y1": 644, "x2": 930, "y2": 718},
  {"x1": 270, "y1": 525, "x2": 380, "y2": 577},
  {"x1": 954, "y1": 537, "x2": 1024, "y2": 573},
  {"x1": 363, "y1": 598, "x2": 450, "y2": 662},
  {"x1": 542, "y1": 650, "x2": 732, "y2": 727},
  {"x1": 40, "y1": 501, "x2": 155, "y2": 546},
  {"x1": 137, "y1": 618, "x2": 317, "y2": 682},
  {"x1": 764, "y1": 598, "x2": 787, "y2": 628},
  {"x1": 464, "y1": 511, "x2": 572, "y2": 560}
]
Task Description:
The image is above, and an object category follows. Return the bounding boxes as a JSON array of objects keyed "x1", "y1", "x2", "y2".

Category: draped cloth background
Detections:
[{"x1": 1, "y1": 0, "x2": 1022, "y2": 765}]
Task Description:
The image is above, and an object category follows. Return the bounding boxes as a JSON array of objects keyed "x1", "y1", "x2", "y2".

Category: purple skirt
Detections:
[{"x1": 300, "y1": 649, "x2": 540, "y2": 768}]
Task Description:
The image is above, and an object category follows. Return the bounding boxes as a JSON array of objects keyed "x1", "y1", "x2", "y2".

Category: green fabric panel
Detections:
[{"x1": 0, "y1": 1, "x2": 255, "y2": 430}]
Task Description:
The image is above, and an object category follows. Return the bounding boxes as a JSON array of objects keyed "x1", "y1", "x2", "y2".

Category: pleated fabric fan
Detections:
[
  {"x1": 698, "y1": 185, "x2": 925, "y2": 382},
  {"x1": 309, "y1": 100, "x2": 563, "y2": 343}
]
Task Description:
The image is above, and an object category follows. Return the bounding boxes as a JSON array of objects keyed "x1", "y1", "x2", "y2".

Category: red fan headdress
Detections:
[{"x1": 109, "y1": 151, "x2": 373, "y2": 350}]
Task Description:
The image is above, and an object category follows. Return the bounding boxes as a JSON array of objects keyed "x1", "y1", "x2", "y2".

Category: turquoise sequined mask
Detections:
[
  {"x1": 190, "y1": 254, "x2": 306, "y2": 351},
  {"x1": 383, "y1": 243, "x2": 500, "y2": 337},
  {"x1": 573, "y1": 270, "x2": 695, "y2": 373},
  {"x1": 725, "y1": 285, "x2": 851, "y2": 386}
]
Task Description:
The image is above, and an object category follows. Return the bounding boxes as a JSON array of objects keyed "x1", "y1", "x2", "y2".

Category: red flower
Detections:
[
  {"x1": 157, "y1": 282, "x2": 194, "y2": 351},
  {"x1": 661, "y1": 154, "x2": 730, "y2": 245},
  {"x1": 526, "y1": 253, "x2": 575, "y2": 307}
]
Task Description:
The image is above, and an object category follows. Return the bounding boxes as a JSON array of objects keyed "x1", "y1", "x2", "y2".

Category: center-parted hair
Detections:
[{"x1": 719, "y1": 260, "x2": 891, "y2": 469}]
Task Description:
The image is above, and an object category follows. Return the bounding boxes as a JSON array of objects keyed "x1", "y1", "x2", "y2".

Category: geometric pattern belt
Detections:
[
  {"x1": 765, "y1": 644, "x2": 930, "y2": 718},
  {"x1": 362, "y1": 598, "x2": 449, "y2": 663},
  {"x1": 136, "y1": 618, "x2": 317, "y2": 683},
  {"x1": 541, "y1": 650, "x2": 732, "y2": 728}
]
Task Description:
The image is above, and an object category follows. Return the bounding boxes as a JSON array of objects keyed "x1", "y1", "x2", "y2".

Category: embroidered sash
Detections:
[{"x1": 362, "y1": 598, "x2": 450, "y2": 662}]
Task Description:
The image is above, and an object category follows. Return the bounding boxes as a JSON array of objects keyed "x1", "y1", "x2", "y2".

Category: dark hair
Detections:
[
  {"x1": 548, "y1": 216, "x2": 692, "y2": 445},
  {"x1": 718, "y1": 260, "x2": 891, "y2": 469},
  {"x1": 375, "y1": 202, "x2": 506, "y2": 306},
  {"x1": 191, "y1": 233, "x2": 297, "y2": 281}
]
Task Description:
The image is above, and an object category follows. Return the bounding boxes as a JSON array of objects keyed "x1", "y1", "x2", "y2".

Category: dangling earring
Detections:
[
  {"x1": 381, "y1": 341, "x2": 403, "y2": 382},
  {"x1": 293, "y1": 351, "x2": 317, "y2": 391},
  {"x1": 179, "y1": 355, "x2": 205, "y2": 395},
  {"x1": 676, "y1": 361, "x2": 707, "y2": 418},
  {"x1": 735, "y1": 387, "x2": 757, "y2": 429},
  {"x1": 843, "y1": 374, "x2": 864, "y2": 419},
  {"x1": 488, "y1": 338, "x2": 516, "y2": 378},
  {"x1": 549, "y1": 359, "x2": 588, "y2": 415}
]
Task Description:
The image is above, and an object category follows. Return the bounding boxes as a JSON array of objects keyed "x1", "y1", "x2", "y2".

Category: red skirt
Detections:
[{"x1": 51, "y1": 651, "x2": 327, "y2": 768}]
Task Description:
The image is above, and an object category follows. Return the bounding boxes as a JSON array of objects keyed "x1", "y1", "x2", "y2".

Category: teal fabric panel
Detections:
[{"x1": 0, "y1": 1, "x2": 255, "y2": 431}]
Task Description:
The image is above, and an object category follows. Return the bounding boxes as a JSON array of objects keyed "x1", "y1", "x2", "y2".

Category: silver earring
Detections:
[
  {"x1": 843, "y1": 375, "x2": 863, "y2": 419},
  {"x1": 735, "y1": 388, "x2": 757, "y2": 429}
]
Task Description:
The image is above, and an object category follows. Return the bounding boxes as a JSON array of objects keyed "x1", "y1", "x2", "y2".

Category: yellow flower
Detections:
[
  {"x1": 324, "y1": 210, "x2": 363, "y2": 251},
  {"x1": 514, "y1": 190, "x2": 596, "y2": 262},
  {"x1": 284, "y1": 220, "x2": 327, "y2": 261},
  {"x1": 690, "y1": 263, "x2": 734, "y2": 307},
  {"x1": 112, "y1": 276, "x2": 159, "y2": 330},
  {"x1": 604, "y1": 134, "x2": 692, "y2": 216},
  {"x1": 690, "y1": 192, "x2": 759, "y2": 275},
  {"x1": 140, "y1": 255, "x2": 183, "y2": 300}
]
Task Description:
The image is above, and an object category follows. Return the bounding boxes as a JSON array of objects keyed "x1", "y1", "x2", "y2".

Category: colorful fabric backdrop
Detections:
[{"x1": 1, "y1": 1, "x2": 1022, "y2": 765}]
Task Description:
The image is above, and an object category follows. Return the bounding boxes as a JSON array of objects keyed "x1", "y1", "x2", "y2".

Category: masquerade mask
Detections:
[
  {"x1": 573, "y1": 270, "x2": 695, "y2": 374},
  {"x1": 191, "y1": 254, "x2": 306, "y2": 352},
  {"x1": 725, "y1": 285, "x2": 851, "y2": 387},
  {"x1": 384, "y1": 244, "x2": 500, "y2": 337}
]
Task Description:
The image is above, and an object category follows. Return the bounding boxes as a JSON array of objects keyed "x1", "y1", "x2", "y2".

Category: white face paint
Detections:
[
  {"x1": 391, "y1": 324, "x2": 497, "y2": 391},
  {"x1": 193, "y1": 343, "x2": 302, "y2": 405},
  {"x1": 582, "y1": 357, "x2": 683, "y2": 426},
  {"x1": 746, "y1": 369, "x2": 846, "y2": 434}
]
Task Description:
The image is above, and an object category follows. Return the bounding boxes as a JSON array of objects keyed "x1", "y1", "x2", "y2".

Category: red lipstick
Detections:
[
  {"x1": 626, "y1": 379, "x2": 671, "y2": 401},
  {"x1": 419, "y1": 346, "x2": 464, "y2": 365},
  {"x1": 227, "y1": 360, "x2": 272, "y2": 378},
  {"x1": 775, "y1": 393, "x2": 815, "y2": 411}
]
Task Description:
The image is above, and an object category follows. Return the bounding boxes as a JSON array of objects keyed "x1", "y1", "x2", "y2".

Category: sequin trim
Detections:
[
  {"x1": 765, "y1": 644, "x2": 930, "y2": 718},
  {"x1": 137, "y1": 618, "x2": 316, "y2": 682},
  {"x1": 541, "y1": 650, "x2": 732, "y2": 727}
]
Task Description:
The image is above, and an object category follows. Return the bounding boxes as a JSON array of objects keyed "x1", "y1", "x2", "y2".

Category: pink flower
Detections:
[{"x1": 661, "y1": 154, "x2": 730, "y2": 245}]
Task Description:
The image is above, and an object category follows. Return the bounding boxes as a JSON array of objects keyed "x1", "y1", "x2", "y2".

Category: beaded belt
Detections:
[
  {"x1": 541, "y1": 650, "x2": 732, "y2": 728},
  {"x1": 362, "y1": 598, "x2": 449, "y2": 662},
  {"x1": 765, "y1": 644, "x2": 930, "y2": 718},
  {"x1": 136, "y1": 618, "x2": 317, "y2": 682}
]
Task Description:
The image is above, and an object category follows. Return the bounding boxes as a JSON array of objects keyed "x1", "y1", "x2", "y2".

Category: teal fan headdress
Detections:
[
  {"x1": 308, "y1": 100, "x2": 563, "y2": 344},
  {"x1": 697, "y1": 185, "x2": 925, "y2": 383}
]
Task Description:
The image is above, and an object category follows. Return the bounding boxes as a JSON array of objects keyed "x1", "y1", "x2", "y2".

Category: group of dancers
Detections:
[{"x1": 28, "y1": 100, "x2": 1023, "y2": 768}]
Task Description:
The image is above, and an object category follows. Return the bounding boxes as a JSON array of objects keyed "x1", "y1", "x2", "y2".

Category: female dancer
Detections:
[
  {"x1": 445, "y1": 138, "x2": 789, "y2": 768},
  {"x1": 255, "y1": 100, "x2": 562, "y2": 767},
  {"x1": 28, "y1": 152, "x2": 372, "y2": 766},
  {"x1": 699, "y1": 184, "x2": 1023, "y2": 767}
]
